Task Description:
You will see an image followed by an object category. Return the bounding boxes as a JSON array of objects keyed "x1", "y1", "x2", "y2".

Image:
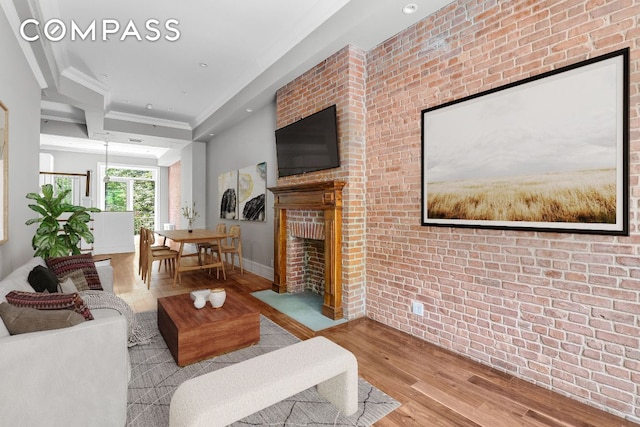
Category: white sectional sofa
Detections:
[{"x1": 0, "y1": 256, "x2": 129, "y2": 427}]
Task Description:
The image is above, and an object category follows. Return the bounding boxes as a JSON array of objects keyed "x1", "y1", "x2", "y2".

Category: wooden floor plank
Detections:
[{"x1": 108, "y1": 250, "x2": 640, "y2": 427}]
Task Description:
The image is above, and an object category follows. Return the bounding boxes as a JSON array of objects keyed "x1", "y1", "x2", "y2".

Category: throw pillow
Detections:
[
  {"x1": 46, "y1": 254, "x2": 103, "y2": 291},
  {"x1": 58, "y1": 269, "x2": 90, "y2": 292},
  {"x1": 58, "y1": 277, "x2": 77, "y2": 294},
  {"x1": 5, "y1": 290, "x2": 94, "y2": 321},
  {"x1": 27, "y1": 265, "x2": 59, "y2": 293},
  {"x1": 0, "y1": 302, "x2": 85, "y2": 335}
]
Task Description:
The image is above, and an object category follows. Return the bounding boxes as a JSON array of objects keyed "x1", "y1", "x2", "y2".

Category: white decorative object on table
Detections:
[
  {"x1": 209, "y1": 288, "x2": 226, "y2": 308},
  {"x1": 190, "y1": 289, "x2": 211, "y2": 301},
  {"x1": 193, "y1": 294, "x2": 206, "y2": 309}
]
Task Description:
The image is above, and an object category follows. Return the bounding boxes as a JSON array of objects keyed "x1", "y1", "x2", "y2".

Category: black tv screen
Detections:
[{"x1": 275, "y1": 105, "x2": 339, "y2": 177}]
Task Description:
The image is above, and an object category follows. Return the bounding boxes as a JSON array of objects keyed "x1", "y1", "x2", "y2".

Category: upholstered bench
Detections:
[{"x1": 169, "y1": 336, "x2": 359, "y2": 427}]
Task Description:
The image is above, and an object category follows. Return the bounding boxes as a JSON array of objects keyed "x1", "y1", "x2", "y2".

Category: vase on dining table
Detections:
[{"x1": 187, "y1": 219, "x2": 193, "y2": 232}]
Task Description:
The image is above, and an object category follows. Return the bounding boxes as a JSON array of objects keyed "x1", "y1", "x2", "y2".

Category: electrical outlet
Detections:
[{"x1": 411, "y1": 301, "x2": 424, "y2": 316}]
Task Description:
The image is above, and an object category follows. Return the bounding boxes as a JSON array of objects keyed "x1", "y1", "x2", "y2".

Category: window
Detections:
[
  {"x1": 39, "y1": 173, "x2": 83, "y2": 206},
  {"x1": 98, "y1": 164, "x2": 159, "y2": 234}
]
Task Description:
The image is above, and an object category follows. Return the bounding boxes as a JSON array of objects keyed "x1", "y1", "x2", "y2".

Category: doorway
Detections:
[{"x1": 98, "y1": 164, "x2": 159, "y2": 234}]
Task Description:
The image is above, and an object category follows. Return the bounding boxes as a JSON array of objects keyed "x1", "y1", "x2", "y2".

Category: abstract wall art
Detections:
[{"x1": 238, "y1": 162, "x2": 267, "y2": 222}]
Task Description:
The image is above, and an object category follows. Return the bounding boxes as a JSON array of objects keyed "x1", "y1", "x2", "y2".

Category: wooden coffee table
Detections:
[{"x1": 157, "y1": 291, "x2": 260, "y2": 366}]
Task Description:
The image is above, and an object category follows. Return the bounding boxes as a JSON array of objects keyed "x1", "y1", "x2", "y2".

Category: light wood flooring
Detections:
[{"x1": 110, "y1": 250, "x2": 639, "y2": 427}]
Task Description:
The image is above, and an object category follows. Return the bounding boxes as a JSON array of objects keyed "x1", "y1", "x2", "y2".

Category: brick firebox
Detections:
[{"x1": 286, "y1": 210, "x2": 326, "y2": 295}]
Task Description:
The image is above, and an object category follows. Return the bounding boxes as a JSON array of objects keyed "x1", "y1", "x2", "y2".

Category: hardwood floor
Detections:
[{"x1": 110, "y1": 250, "x2": 639, "y2": 427}]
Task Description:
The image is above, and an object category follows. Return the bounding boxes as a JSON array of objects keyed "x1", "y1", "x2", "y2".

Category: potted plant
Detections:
[
  {"x1": 182, "y1": 201, "x2": 199, "y2": 232},
  {"x1": 25, "y1": 184, "x2": 100, "y2": 258}
]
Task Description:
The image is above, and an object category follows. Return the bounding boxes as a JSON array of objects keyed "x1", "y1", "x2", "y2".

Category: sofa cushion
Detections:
[
  {"x1": 0, "y1": 302, "x2": 85, "y2": 335},
  {"x1": 46, "y1": 254, "x2": 103, "y2": 291},
  {"x1": 27, "y1": 265, "x2": 59, "y2": 293},
  {"x1": 58, "y1": 269, "x2": 90, "y2": 292},
  {"x1": 5, "y1": 290, "x2": 94, "y2": 321},
  {"x1": 0, "y1": 257, "x2": 47, "y2": 300}
]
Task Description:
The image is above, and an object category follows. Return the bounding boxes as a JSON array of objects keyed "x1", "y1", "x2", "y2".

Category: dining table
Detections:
[{"x1": 154, "y1": 228, "x2": 230, "y2": 287}]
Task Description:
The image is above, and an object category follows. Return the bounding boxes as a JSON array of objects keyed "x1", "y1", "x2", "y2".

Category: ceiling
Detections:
[{"x1": 6, "y1": 0, "x2": 454, "y2": 163}]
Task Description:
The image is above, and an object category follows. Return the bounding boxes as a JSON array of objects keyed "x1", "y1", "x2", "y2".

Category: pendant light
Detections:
[{"x1": 104, "y1": 141, "x2": 111, "y2": 183}]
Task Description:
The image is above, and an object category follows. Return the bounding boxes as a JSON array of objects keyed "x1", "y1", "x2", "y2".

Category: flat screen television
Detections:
[{"x1": 275, "y1": 105, "x2": 340, "y2": 177}]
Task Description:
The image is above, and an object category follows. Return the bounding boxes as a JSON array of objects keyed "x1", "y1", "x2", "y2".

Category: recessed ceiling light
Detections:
[
  {"x1": 100, "y1": 73, "x2": 109, "y2": 78},
  {"x1": 246, "y1": 109, "x2": 253, "y2": 113},
  {"x1": 168, "y1": 108, "x2": 174, "y2": 112},
  {"x1": 209, "y1": 133, "x2": 215, "y2": 136},
  {"x1": 402, "y1": 3, "x2": 418, "y2": 14},
  {"x1": 146, "y1": 103, "x2": 153, "y2": 110},
  {"x1": 199, "y1": 62, "x2": 208, "y2": 68}
]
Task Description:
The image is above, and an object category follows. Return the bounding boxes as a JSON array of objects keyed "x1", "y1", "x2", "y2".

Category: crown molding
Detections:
[
  {"x1": 61, "y1": 66, "x2": 111, "y2": 98},
  {"x1": 41, "y1": 114, "x2": 85, "y2": 124},
  {"x1": 0, "y1": 0, "x2": 47, "y2": 88},
  {"x1": 105, "y1": 110, "x2": 192, "y2": 131}
]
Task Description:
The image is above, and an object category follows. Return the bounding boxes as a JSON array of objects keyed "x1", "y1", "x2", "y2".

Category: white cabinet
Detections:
[{"x1": 91, "y1": 211, "x2": 135, "y2": 255}]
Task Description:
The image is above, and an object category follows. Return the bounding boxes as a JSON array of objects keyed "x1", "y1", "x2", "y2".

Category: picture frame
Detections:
[
  {"x1": 0, "y1": 101, "x2": 7, "y2": 245},
  {"x1": 421, "y1": 48, "x2": 629, "y2": 235}
]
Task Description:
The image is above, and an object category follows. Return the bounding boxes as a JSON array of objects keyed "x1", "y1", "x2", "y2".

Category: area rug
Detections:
[
  {"x1": 251, "y1": 289, "x2": 348, "y2": 331},
  {"x1": 127, "y1": 311, "x2": 399, "y2": 426}
]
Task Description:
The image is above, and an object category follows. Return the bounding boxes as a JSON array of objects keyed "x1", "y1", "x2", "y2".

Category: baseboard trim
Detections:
[
  {"x1": 93, "y1": 245, "x2": 135, "y2": 255},
  {"x1": 241, "y1": 258, "x2": 274, "y2": 281}
]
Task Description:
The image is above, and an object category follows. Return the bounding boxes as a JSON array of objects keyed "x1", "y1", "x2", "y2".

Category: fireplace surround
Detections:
[{"x1": 269, "y1": 181, "x2": 346, "y2": 319}]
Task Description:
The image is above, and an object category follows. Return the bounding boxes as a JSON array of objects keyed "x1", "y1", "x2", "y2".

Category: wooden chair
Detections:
[
  {"x1": 138, "y1": 227, "x2": 147, "y2": 278},
  {"x1": 138, "y1": 227, "x2": 171, "y2": 281},
  {"x1": 220, "y1": 225, "x2": 243, "y2": 274},
  {"x1": 197, "y1": 223, "x2": 227, "y2": 262},
  {"x1": 142, "y1": 228, "x2": 178, "y2": 289}
]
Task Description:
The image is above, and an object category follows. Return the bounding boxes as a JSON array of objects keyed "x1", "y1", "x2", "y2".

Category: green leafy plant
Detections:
[
  {"x1": 25, "y1": 184, "x2": 100, "y2": 258},
  {"x1": 182, "y1": 201, "x2": 199, "y2": 230}
]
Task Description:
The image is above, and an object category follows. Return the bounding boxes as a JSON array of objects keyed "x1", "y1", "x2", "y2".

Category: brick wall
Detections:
[
  {"x1": 276, "y1": 0, "x2": 640, "y2": 420},
  {"x1": 365, "y1": 0, "x2": 640, "y2": 422},
  {"x1": 168, "y1": 161, "x2": 181, "y2": 228},
  {"x1": 276, "y1": 45, "x2": 367, "y2": 318}
]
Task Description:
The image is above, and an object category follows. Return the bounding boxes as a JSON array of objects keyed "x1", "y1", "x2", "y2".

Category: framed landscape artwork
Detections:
[{"x1": 421, "y1": 48, "x2": 629, "y2": 235}]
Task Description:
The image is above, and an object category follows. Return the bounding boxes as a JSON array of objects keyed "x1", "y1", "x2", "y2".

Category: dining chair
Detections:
[
  {"x1": 197, "y1": 223, "x2": 227, "y2": 262},
  {"x1": 138, "y1": 227, "x2": 147, "y2": 279},
  {"x1": 139, "y1": 227, "x2": 172, "y2": 281},
  {"x1": 220, "y1": 224, "x2": 243, "y2": 274},
  {"x1": 142, "y1": 228, "x2": 178, "y2": 289}
]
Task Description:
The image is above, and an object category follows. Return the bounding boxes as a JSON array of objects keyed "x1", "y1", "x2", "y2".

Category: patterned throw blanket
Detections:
[{"x1": 79, "y1": 290, "x2": 156, "y2": 347}]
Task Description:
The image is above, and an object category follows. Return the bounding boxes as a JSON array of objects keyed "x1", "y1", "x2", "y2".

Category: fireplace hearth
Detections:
[{"x1": 269, "y1": 181, "x2": 346, "y2": 320}]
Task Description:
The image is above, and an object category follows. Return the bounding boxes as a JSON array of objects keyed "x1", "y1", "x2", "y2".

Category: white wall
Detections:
[
  {"x1": 206, "y1": 102, "x2": 277, "y2": 279},
  {"x1": 179, "y1": 142, "x2": 206, "y2": 229},
  {"x1": 38, "y1": 149, "x2": 169, "y2": 226},
  {"x1": 0, "y1": 8, "x2": 43, "y2": 279}
]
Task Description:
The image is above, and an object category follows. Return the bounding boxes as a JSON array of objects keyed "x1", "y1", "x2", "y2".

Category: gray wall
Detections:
[
  {"x1": 0, "y1": 8, "x2": 43, "y2": 278},
  {"x1": 206, "y1": 102, "x2": 277, "y2": 279}
]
